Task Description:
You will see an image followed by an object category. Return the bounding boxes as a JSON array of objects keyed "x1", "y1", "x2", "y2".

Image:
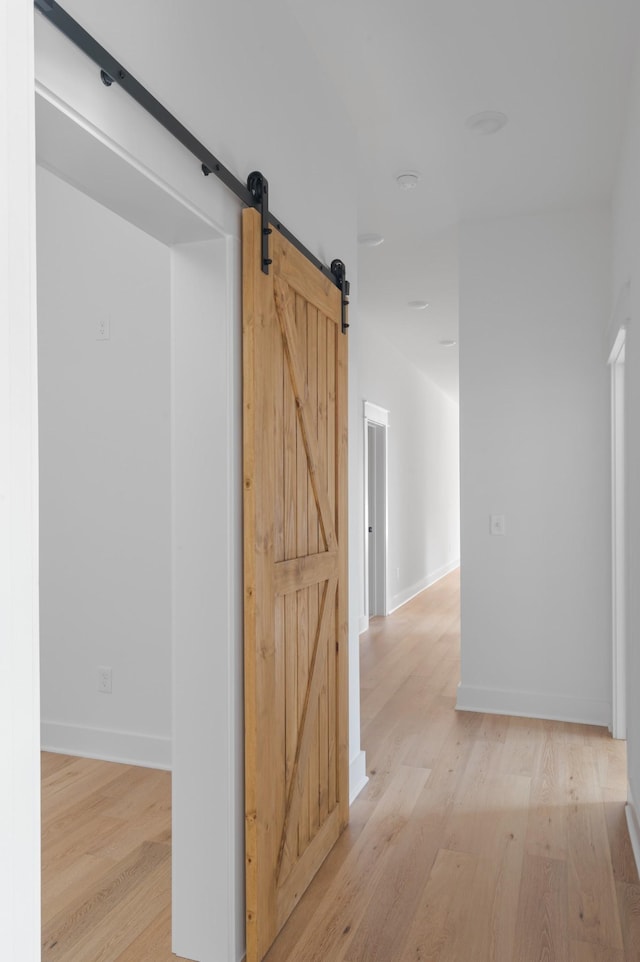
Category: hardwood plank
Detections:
[
  {"x1": 616, "y1": 881, "x2": 640, "y2": 962},
  {"x1": 513, "y1": 854, "x2": 569, "y2": 962},
  {"x1": 566, "y1": 746, "x2": 623, "y2": 948},
  {"x1": 525, "y1": 724, "x2": 570, "y2": 861},
  {"x1": 113, "y1": 904, "x2": 191, "y2": 962},
  {"x1": 396, "y1": 848, "x2": 478, "y2": 962},
  {"x1": 569, "y1": 942, "x2": 624, "y2": 962},
  {"x1": 41, "y1": 751, "x2": 75, "y2": 779},
  {"x1": 602, "y1": 789, "x2": 640, "y2": 884},
  {"x1": 42, "y1": 841, "x2": 171, "y2": 961}
]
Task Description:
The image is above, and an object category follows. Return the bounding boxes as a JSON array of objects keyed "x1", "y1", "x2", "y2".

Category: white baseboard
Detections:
[
  {"x1": 41, "y1": 720, "x2": 171, "y2": 770},
  {"x1": 626, "y1": 784, "x2": 640, "y2": 877},
  {"x1": 389, "y1": 559, "x2": 460, "y2": 615},
  {"x1": 349, "y1": 750, "x2": 368, "y2": 804},
  {"x1": 359, "y1": 615, "x2": 369, "y2": 635},
  {"x1": 455, "y1": 683, "x2": 610, "y2": 728}
]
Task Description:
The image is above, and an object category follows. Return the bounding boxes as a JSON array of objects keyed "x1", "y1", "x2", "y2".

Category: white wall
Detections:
[
  {"x1": 458, "y1": 205, "x2": 612, "y2": 726},
  {"x1": 612, "y1": 41, "x2": 640, "y2": 860},
  {"x1": 37, "y1": 166, "x2": 173, "y2": 767},
  {"x1": 0, "y1": 3, "x2": 40, "y2": 958},
  {"x1": 359, "y1": 326, "x2": 460, "y2": 620},
  {"x1": 171, "y1": 236, "x2": 244, "y2": 961}
]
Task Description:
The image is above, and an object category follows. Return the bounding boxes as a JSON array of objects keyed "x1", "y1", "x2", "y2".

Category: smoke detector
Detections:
[
  {"x1": 465, "y1": 111, "x2": 508, "y2": 135},
  {"x1": 358, "y1": 233, "x2": 385, "y2": 247},
  {"x1": 396, "y1": 171, "x2": 420, "y2": 191}
]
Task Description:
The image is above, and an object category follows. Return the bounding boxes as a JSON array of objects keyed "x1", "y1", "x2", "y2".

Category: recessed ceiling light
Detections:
[
  {"x1": 465, "y1": 111, "x2": 508, "y2": 135},
  {"x1": 439, "y1": 339, "x2": 457, "y2": 347},
  {"x1": 408, "y1": 300, "x2": 429, "y2": 310},
  {"x1": 358, "y1": 232, "x2": 385, "y2": 247},
  {"x1": 396, "y1": 171, "x2": 420, "y2": 191}
]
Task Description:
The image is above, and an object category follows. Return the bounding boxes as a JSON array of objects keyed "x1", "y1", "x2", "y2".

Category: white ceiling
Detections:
[{"x1": 286, "y1": 0, "x2": 640, "y2": 401}]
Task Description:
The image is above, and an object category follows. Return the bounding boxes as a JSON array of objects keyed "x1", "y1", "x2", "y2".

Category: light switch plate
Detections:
[{"x1": 490, "y1": 514, "x2": 506, "y2": 536}]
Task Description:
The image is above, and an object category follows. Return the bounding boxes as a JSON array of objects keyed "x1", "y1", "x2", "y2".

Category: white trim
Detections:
[
  {"x1": 364, "y1": 400, "x2": 390, "y2": 426},
  {"x1": 35, "y1": 82, "x2": 222, "y2": 237},
  {"x1": 363, "y1": 401, "x2": 390, "y2": 619},
  {"x1": 625, "y1": 786, "x2": 640, "y2": 877},
  {"x1": 605, "y1": 280, "x2": 631, "y2": 361},
  {"x1": 1, "y1": 3, "x2": 40, "y2": 957},
  {"x1": 349, "y1": 751, "x2": 369, "y2": 804},
  {"x1": 389, "y1": 560, "x2": 460, "y2": 614},
  {"x1": 41, "y1": 721, "x2": 171, "y2": 770},
  {"x1": 455, "y1": 683, "x2": 610, "y2": 728},
  {"x1": 609, "y1": 328, "x2": 627, "y2": 739},
  {"x1": 359, "y1": 615, "x2": 370, "y2": 635}
]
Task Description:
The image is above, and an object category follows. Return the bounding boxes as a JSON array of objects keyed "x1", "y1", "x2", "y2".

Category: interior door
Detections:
[{"x1": 242, "y1": 208, "x2": 349, "y2": 962}]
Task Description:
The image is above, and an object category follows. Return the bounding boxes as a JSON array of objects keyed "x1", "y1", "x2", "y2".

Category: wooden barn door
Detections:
[{"x1": 242, "y1": 208, "x2": 349, "y2": 962}]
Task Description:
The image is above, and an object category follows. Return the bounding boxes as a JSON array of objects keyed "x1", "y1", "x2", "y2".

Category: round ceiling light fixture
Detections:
[
  {"x1": 465, "y1": 110, "x2": 508, "y2": 135},
  {"x1": 408, "y1": 300, "x2": 429, "y2": 310},
  {"x1": 358, "y1": 232, "x2": 385, "y2": 247},
  {"x1": 439, "y1": 339, "x2": 457, "y2": 347},
  {"x1": 396, "y1": 171, "x2": 420, "y2": 191}
]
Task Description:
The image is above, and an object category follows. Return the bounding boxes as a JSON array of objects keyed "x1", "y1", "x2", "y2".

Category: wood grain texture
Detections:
[
  {"x1": 41, "y1": 754, "x2": 191, "y2": 962},
  {"x1": 244, "y1": 210, "x2": 347, "y2": 961},
  {"x1": 263, "y1": 569, "x2": 636, "y2": 962}
]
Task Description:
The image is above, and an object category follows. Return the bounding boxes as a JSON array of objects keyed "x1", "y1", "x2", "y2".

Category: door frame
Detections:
[
  {"x1": 363, "y1": 401, "x2": 389, "y2": 627},
  {"x1": 1, "y1": 4, "x2": 40, "y2": 956},
  {"x1": 34, "y1": 76, "x2": 244, "y2": 961},
  {"x1": 609, "y1": 325, "x2": 627, "y2": 740}
]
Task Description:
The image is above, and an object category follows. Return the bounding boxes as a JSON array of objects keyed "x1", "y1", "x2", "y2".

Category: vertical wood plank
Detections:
[
  {"x1": 317, "y1": 314, "x2": 329, "y2": 826},
  {"x1": 294, "y1": 293, "x2": 309, "y2": 856},
  {"x1": 326, "y1": 316, "x2": 337, "y2": 813},
  {"x1": 336, "y1": 314, "x2": 349, "y2": 824},
  {"x1": 243, "y1": 208, "x2": 260, "y2": 962},
  {"x1": 306, "y1": 304, "x2": 324, "y2": 838},
  {"x1": 243, "y1": 208, "x2": 278, "y2": 960}
]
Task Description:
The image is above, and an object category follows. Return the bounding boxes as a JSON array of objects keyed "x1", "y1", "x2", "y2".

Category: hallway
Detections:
[{"x1": 265, "y1": 569, "x2": 640, "y2": 961}]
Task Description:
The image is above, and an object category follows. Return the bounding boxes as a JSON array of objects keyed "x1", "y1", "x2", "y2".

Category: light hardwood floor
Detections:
[
  {"x1": 264, "y1": 569, "x2": 640, "y2": 962},
  {"x1": 41, "y1": 752, "x2": 187, "y2": 962},
  {"x1": 42, "y1": 569, "x2": 640, "y2": 961}
]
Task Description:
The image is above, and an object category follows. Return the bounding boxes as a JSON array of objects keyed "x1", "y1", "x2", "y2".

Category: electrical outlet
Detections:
[
  {"x1": 98, "y1": 666, "x2": 112, "y2": 693},
  {"x1": 96, "y1": 315, "x2": 110, "y2": 341}
]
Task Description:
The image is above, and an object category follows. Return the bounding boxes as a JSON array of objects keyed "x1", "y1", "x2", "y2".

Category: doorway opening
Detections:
[
  {"x1": 609, "y1": 326, "x2": 626, "y2": 740},
  {"x1": 363, "y1": 402, "x2": 389, "y2": 625},
  {"x1": 35, "y1": 81, "x2": 243, "y2": 962}
]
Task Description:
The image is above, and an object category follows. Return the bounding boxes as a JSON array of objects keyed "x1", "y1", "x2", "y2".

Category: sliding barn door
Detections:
[{"x1": 243, "y1": 208, "x2": 349, "y2": 962}]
